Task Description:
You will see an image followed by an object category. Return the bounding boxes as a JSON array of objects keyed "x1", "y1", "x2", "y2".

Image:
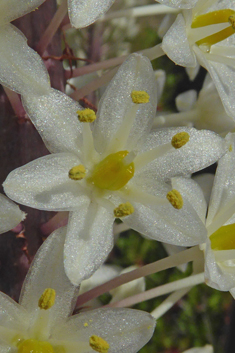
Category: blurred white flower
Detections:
[
  {"x1": 0, "y1": 226, "x2": 156, "y2": 353},
  {"x1": 3, "y1": 54, "x2": 225, "y2": 285},
  {"x1": 161, "y1": 0, "x2": 235, "y2": 118},
  {"x1": 183, "y1": 345, "x2": 213, "y2": 353},
  {"x1": 0, "y1": 193, "x2": 25, "y2": 234},
  {"x1": 154, "y1": 74, "x2": 235, "y2": 134}
]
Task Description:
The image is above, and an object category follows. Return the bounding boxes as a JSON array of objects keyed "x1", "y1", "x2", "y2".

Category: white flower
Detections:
[
  {"x1": 183, "y1": 345, "x2": 213, "y2": 353},
  {"x1": 68, "y1": 0, "x2": 116, "y2": 28},
  {"x1": 0, "y1": 226, "x2": 156, "y2": 353},
  {"x1": 161, "y1": 0, "x2": 235, "y2": 118},
  {"x1": 155, "y1": 74, "x2": 235, "y2": 134},
  {"x1": 0, "y1": 0, "x2": 50, "y2": 96},
  {"x1": 3, "y1": 54, "x2": 225, "y2": 285},
  {"x1": 0, "y1": 193, "x2": 25, "y2": 234}
]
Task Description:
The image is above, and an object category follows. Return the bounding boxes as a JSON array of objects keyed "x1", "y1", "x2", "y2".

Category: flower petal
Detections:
[
  {"x1": 162, "y1": 14, "x2": 197, "y2": 67},
  {"x1": 207, "y1": 133, "x2": 235, "y2": 226},
  {"x1": 68, "y1": 0, "x2": 115, "y2": 28},
  {"x1": 20, "y1": 227, "x2": 79, "y2": 328},
  {"x1": 136, "y1": 127, "x2": 225, "y2": 181},
  {"x1": 0, "y1": 24, "x2": 50, "y2": 96},
  {"x1": 3, "y1": 153, "x2": 88, "y2": 211},
  {"x1": 64, "y1": 202, "x2": 114, "y2": 285},
  {"x1": 0, "y1": 194, "x2": 25, "y2": 234},
  {"x1": 93, "y1": 53, "x2": 157, "y2": 154},
  {"x1": 0, "y1": 0, "x2": 45, "y2": 24},
  {"x1": 22, "y1": 88, "x2": 83, "y2": 155},
  {"x1": 156, "y1": 0, "x2": 198, "y2": 9},
  {"x1": 123, "y1": 177, "x2": 207, "y2": 246},
  {"x1": 52, "y1": 307, "x2": 155, "y2": 353}
]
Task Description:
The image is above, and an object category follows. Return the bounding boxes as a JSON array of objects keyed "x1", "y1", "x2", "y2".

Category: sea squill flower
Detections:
[
  {"x1": 160, "y1": 0, "x2": 235, "y2": 118},
  {"x1": 0, "y1": 193, "x2": 25, "y2": 234},
  {"x1": 0, "y1": 225, "x2": 156, "y2": 353},
  {"x1": 3, "y1": 54, "x2": 225, "y2": 285}
]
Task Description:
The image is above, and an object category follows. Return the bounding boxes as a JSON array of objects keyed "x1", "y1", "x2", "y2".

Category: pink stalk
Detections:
[
  {"x1": 106, "y1": 273, "x2": 204, "y2": 308},
  {"x1": 76, "y1": 246, "x2": 203, "y2": 307},
  {"x1": 70, "y1": 67, "x2": 119, "y2": 100},
  {"x1": 3, "y1": 87, "x2": 26, "y2": 119},
  {"x1": 37, "y1": 0, "x2": 68, "y2": 56},
  {"x1": 40, "y1": 211, "x2": 69, "y2": 236}
]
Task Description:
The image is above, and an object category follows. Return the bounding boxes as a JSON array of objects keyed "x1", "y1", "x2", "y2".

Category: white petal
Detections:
[
  {"x1": 136, "y1": 127, "x2": 225, "y2": 181},
  {"x1": 156, "y1": 0, "x2": 198, "y2": 9},
  {"x1": 93, "y1": 53, "x2": 157, "y2": 154},
  {"x1": 207, "y1": 133, "x2": 235, "y2": 226},
  {"x1": 176, "y1": 90, "x2": 197, "y2": 112},
  {"x1": 0, "y1": 24, "x2": 50, "y2": 96},
  {"x1": 193, "y1": 173, "x2": 214, "y2": 205},
  {"x1": 183, "y1": 345, "x2": 213, "y2": 353},
  {"x1": 22, "y1": 88, "x2": 83, "y2": 155},
  {"x1": 0, "y1": 194, "x2": 25, "y2": 233},
  {"x1": 20, "y1": 227, "x2": 79, "y2": 328},
  {"x1": 52, "y1": 308, "x2": 156, "y2": 353},
  {"x1": 64, "y1": 201, "x2": 114, "y2": 285},
  {"x1": 204, "y1": 239, "x2": 235, "y2": 291},
  {"x1": 0, "y1": 0, "x2": 45, "y2": 24},
  {"x1": 68, "y1": 0, "x2": 115, "y2": 28},
  {"x1": 194, "y1": 45, "x2": 235, "y2": 120},
  {"x1": 162, "y1": 14, "x2": 197, "y2": 67},
  {"x1": 123, "y1": 178, "x2": 207, "y2": 246},
  {"x1": 0, "y1": 291, "x2": 29, "y2": 332},
  {"x1": 3, "y1": 153, "x2": 88, "y2": 211}
]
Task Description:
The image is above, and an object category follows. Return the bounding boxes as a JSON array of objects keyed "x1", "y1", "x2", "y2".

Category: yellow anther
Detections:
[
  {"x1": 131, "y1": 91, "x2": 150, "y2": 104},
  {"x1": 77, "y1": 108, "x2": 96, "y2": 123},
  {"x1": 171, "y1": 132, "x2": 190, "y2": 149},
  {"x1": 69, "y1": 165, "x2": 86, "y2": 180},
  {"x1": 166, "y1": 189, "x2": 183, "y2": 210},
  {"x1": 18, "y1": 339, "x2": 55, "y2": 353},
  {"x1": 210, "y1": 223, "x2": 235, "y2": 251},
  {"x1": 38, "y1": 288, "x2": 56, "y2": 310},
  {"x1": 89, "y1": 335, "x2": 109, "y2": 353},
  {"x1": 114, "y1": 202, "x2": 134, "y2": 218},
  {"x1": 88, "y1": 151, "x2": 134, "y2": 191},
  {"x1": 84, "y1": 323, "x2": 89, "y2": 327},
  {"x1": 229, "y1": 144, "x2": 233, "y2": 152}
]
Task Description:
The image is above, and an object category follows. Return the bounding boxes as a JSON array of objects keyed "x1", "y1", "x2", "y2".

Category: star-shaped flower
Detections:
[
  {"x1": 160, "y1": 0, "x2": 235, "y2": 118},
  {"x1": 0, "y1": 225, "x2": 156, "y2": 353},
  {"x1": 0, "y1": 193, "x2": 25, "y2": 234},
  {"x1": 3, "y1": 54, "x2": 225, "y2": 285}
]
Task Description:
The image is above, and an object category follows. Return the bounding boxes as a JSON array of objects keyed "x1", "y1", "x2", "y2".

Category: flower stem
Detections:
[
  {"x1": 151, "y1": 287, "x2": 191, "y2": 319},
  {"x1": 99, "y1": 4, "x2": 178, "y2": 22},
  {"x1": 106, "y1": 273, "x2": 204, "y2": 308},
  {"x1": 37, "y1": 0, "x2": 68, "y2": 56},
  {"x1": 76, "y1": 246, "x2": 203, "y2": 307}
]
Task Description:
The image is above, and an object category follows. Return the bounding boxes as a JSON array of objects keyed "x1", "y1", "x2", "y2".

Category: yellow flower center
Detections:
[
  {"x1": 88, "y1": 151, "x2": 134, "y2": 190},
  {"x1": 191, "y1": 9, "x2": 235, "y2": 47},
  {"x1": 18, "y1": 339, "x2": 55, "y2": 353},
  {"x1": 210, "y1": 223, "x2": 235, "y2": 251}
]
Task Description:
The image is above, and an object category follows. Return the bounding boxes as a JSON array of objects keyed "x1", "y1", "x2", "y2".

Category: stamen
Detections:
[
  {"x1": 38, "y1": 288, "x2": 56, "y2": 310},
  {"x1": 196, "y1": 26, "x2": 235, "y2": 48},
  {"x1": 77, "y1": 108, "x2": 96, "y2": 123},
  {"x1": 114, "y1": 202, "x2": 134, "y2": 218},
  {"x1": 171, "y1": 132, "x2": 190, "y2": 149},
  {"x1": 131, "y1": 90, "x2": 150, "y2": 104},
  {"x1": 69, "y1": 165, "x2": 86, "y2": 180},
  {"x1": 89, "y1": 335, "x2": 109, "y2": 353},
  {"x1": 166, "y1": 190, "x2": 183, "y2": 209}
]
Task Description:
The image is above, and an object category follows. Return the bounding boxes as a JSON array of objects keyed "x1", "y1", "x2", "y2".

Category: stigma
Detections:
[
  {"x1": 17, "y1": 339, "x2": 55, "y2": 353},
  {"x1": 88, "y1": 151, "x2": 134, "y2": 191},
  {"x1": 191, "y1": 9, "x2": 235, "y2": 48},
  {"x1": 210, "y1": 223, "x2": 235, "y2": 251}
]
